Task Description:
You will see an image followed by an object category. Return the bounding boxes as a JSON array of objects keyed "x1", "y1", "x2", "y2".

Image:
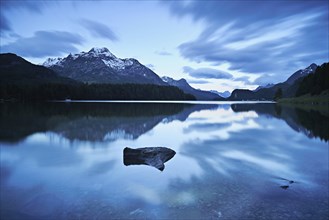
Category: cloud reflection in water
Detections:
[{"x1": 0, "y1": 102, "x2": 328, "y2": 219}]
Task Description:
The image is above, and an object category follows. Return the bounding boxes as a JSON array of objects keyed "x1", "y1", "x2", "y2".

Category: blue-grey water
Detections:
[{"x1": 0, "y1": 102, "x2": 328, "y2": 219}]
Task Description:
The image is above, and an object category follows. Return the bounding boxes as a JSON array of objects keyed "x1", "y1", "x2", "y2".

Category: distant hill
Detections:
[
  {"x1": 228, "y1": 63, "x2": 319, "y2": 101},
  {"x1": 162, "y1": 76, "x2": 224, "y2": 100},
  {"x1": 210, "y1": 90, "x2": 231, "y2": 98},
  {"x1": 0, "y1": 53, "x2": 78, "y2": 85},
  {"x1": 254, "y1": 83, "x2": 274, "y2": 92},
  {"x1": 43, "y1": 47, "x2": 166, "y2": 85}
]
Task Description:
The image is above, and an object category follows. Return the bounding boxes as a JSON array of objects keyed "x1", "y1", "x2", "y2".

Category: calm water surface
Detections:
[{"x1": 0, "y1": 102, "x2": 328, "y2": 219}]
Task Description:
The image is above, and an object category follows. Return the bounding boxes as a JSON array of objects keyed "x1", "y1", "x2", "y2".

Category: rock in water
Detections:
[
  {"x1": 280, "y1": 185, "x2": 289, "y2": 190},
  {"x1": 123, "y1": 147, "x2": 176, "y2": 171}
]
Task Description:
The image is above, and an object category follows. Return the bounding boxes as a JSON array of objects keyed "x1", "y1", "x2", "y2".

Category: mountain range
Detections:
[
  {"x1": 1, "y1": 47, "x2": 326, "y2": 101},
  {"x1": 39, "y1": 47, "x2": 226, "y2": 100},
  {"x1": 43, "y1": 48, "x2": 323, "y2": 101},
  {"x1": 42, "y1": 47, "x2": 229, "y2": 100}
]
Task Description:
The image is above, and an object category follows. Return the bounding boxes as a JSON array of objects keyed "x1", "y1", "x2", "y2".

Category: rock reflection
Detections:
[
  {"x1": 280, "y1": 185, "x2": 289, "y2": 190},
  {"x1": 123, "y1": 147, "x2": 176, "y2": 171},
  {"x1": 276, "y1": 177, "x2": 297, "y2": 190}
]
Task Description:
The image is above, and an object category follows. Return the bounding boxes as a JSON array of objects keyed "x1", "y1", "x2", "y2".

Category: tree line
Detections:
[{"x1": 0, "y1": 83, "x2": 196, "y2": 101}]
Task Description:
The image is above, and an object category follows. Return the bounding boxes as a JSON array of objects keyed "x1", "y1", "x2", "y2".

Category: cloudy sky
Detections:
[{"x1": 1, "y1": 0, "x2": 328, "y2": 92}]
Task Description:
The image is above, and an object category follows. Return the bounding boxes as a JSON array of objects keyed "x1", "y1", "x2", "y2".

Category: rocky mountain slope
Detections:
[
  {"x1": 43, "y1": 47, "x2": 166, "y2": 85},
  {"x1": 162, "y1": 76, "x2": 224, "y2": 100}
]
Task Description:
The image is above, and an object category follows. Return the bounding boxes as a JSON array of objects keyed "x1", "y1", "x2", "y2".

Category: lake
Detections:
[{"x1": 0, "y1": 102, "x2": 328, "y2": 219}]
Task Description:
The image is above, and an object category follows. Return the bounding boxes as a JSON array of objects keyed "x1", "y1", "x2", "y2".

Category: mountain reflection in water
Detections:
[
  {"x1": 231, "y1": 103, "x2": 329, "y2": 142},
  {"x1": 1, "y1": 102, "x2": 327, "y2": 143},
  {"x1": 0, "y1": 102, "x2": 217, "y2": 143},
  {"x1": 0, "y1": 102, "x2": 328, "y2": 220}
]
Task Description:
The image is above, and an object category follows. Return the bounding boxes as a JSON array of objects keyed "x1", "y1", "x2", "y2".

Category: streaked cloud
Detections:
[
  {"x1": 187, "y1": 79, "x2": 209, "y2": 84},
  {"x1": 0, "y1": 0, "x2": 46, "y2": 13},
  {"x1": 165, "y1": 1, "x2": 328, "y2": 81},
  {"x1": 253, "y1": 74, "x2": 278, "y2": 86},
  {"x1": 80, "y1": 19, "x2": 118, "y2": 41},
  {"x1": 183, "y1": 66, "x2": 233, "y2": 79},
  {"x1": 233, "y1": 76, "x2": 253, "y2": 85},
  {"x1": 155, "y1": 50, "x2": 172, "y2": 56},
  {"x1": 0, "y1": 14, "x2": 11, "y2": 33},
  {"x1": 1, "y1": 31, "x2": 84, "y2": 57},
  {"x1": 0, "y1": 0, "x2": 44, "y2": 35}
]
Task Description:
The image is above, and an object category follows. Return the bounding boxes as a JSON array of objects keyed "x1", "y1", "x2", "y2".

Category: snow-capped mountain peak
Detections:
[
  {"x1": 300, "y1": 63, "x2": 317, "y2": 74},
  {"x1": 162, "y1": 76, "x2": 174, "y2": 83},
  {"x1": 42, "y1": 47, "x2": 166, "y2": 85},
  {"x1": 87, "y1": 47, "x2": 117, "y2": 58},
  {"x1": 161, "y1": 76, "x2": 188, "y2": 87},
  {"x1": 91, "y1": 47, "x2": 109, "y2": 53},
  {"x1": 285, "y1": 63, "x2": 318, "y2": 84},
  {"x1": 43, "y1": 47, "x2": 130, "y2": 70},
  {"x1": 43, "y1": 57, "x2": 63, "y2": 67},
  {"x1": 43, "y1": 47, "x2": 120, "y2": 67}
]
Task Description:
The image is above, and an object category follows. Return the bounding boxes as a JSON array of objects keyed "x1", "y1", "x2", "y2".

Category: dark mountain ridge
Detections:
[
  {"x1": 2, "y1": 51, "x2": 326, "y2": 102},
  {"x1": 228, "y1": 63, "x2": 319, "y2": 100},
  {"x1": 162, "y1": 76, "x2": 224, "y2": 100},
  {"x1": 285, "y1": 63, "x2": 317, "y2": 85},
  {"x1": 0, "y1": 53, "x2": 78, "y2": 85}
]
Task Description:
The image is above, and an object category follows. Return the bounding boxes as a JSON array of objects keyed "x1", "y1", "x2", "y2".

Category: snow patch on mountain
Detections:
[
  {"x1": 84, "y1": 47, "x2": 117, "y2": 58},
  {"x1": 300, "y1": 64, "x2": 317, "y2": 74},
  {"x1": 161, "y1": 76, "x2": 188, "y2": 87},
  {"x1": 162, "y1": 76, "x2": 174, "y2": 83},
  {"x1": 42, "y1": 47, "x2": 166, "y2": 85},
  {"x1": 70, "y1": 53, "x2": 80, "y2": 60},
  {"x1": 43, "y1": 47, "x2": 135, "y2": 70},
  {"x1": 102, "y1": 58, "x2": 133, "y2": 70},
  {"x1": 43, "y1": 57, "x2": 63, "y2": 67},
  {"x1": 285, "y1": 63, "x2": 317, "y2": 85}
]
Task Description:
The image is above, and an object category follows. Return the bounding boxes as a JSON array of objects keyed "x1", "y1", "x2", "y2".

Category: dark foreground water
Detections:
[{"x1": 0, "y1": 102, "x2": 328, "y2": 220}]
